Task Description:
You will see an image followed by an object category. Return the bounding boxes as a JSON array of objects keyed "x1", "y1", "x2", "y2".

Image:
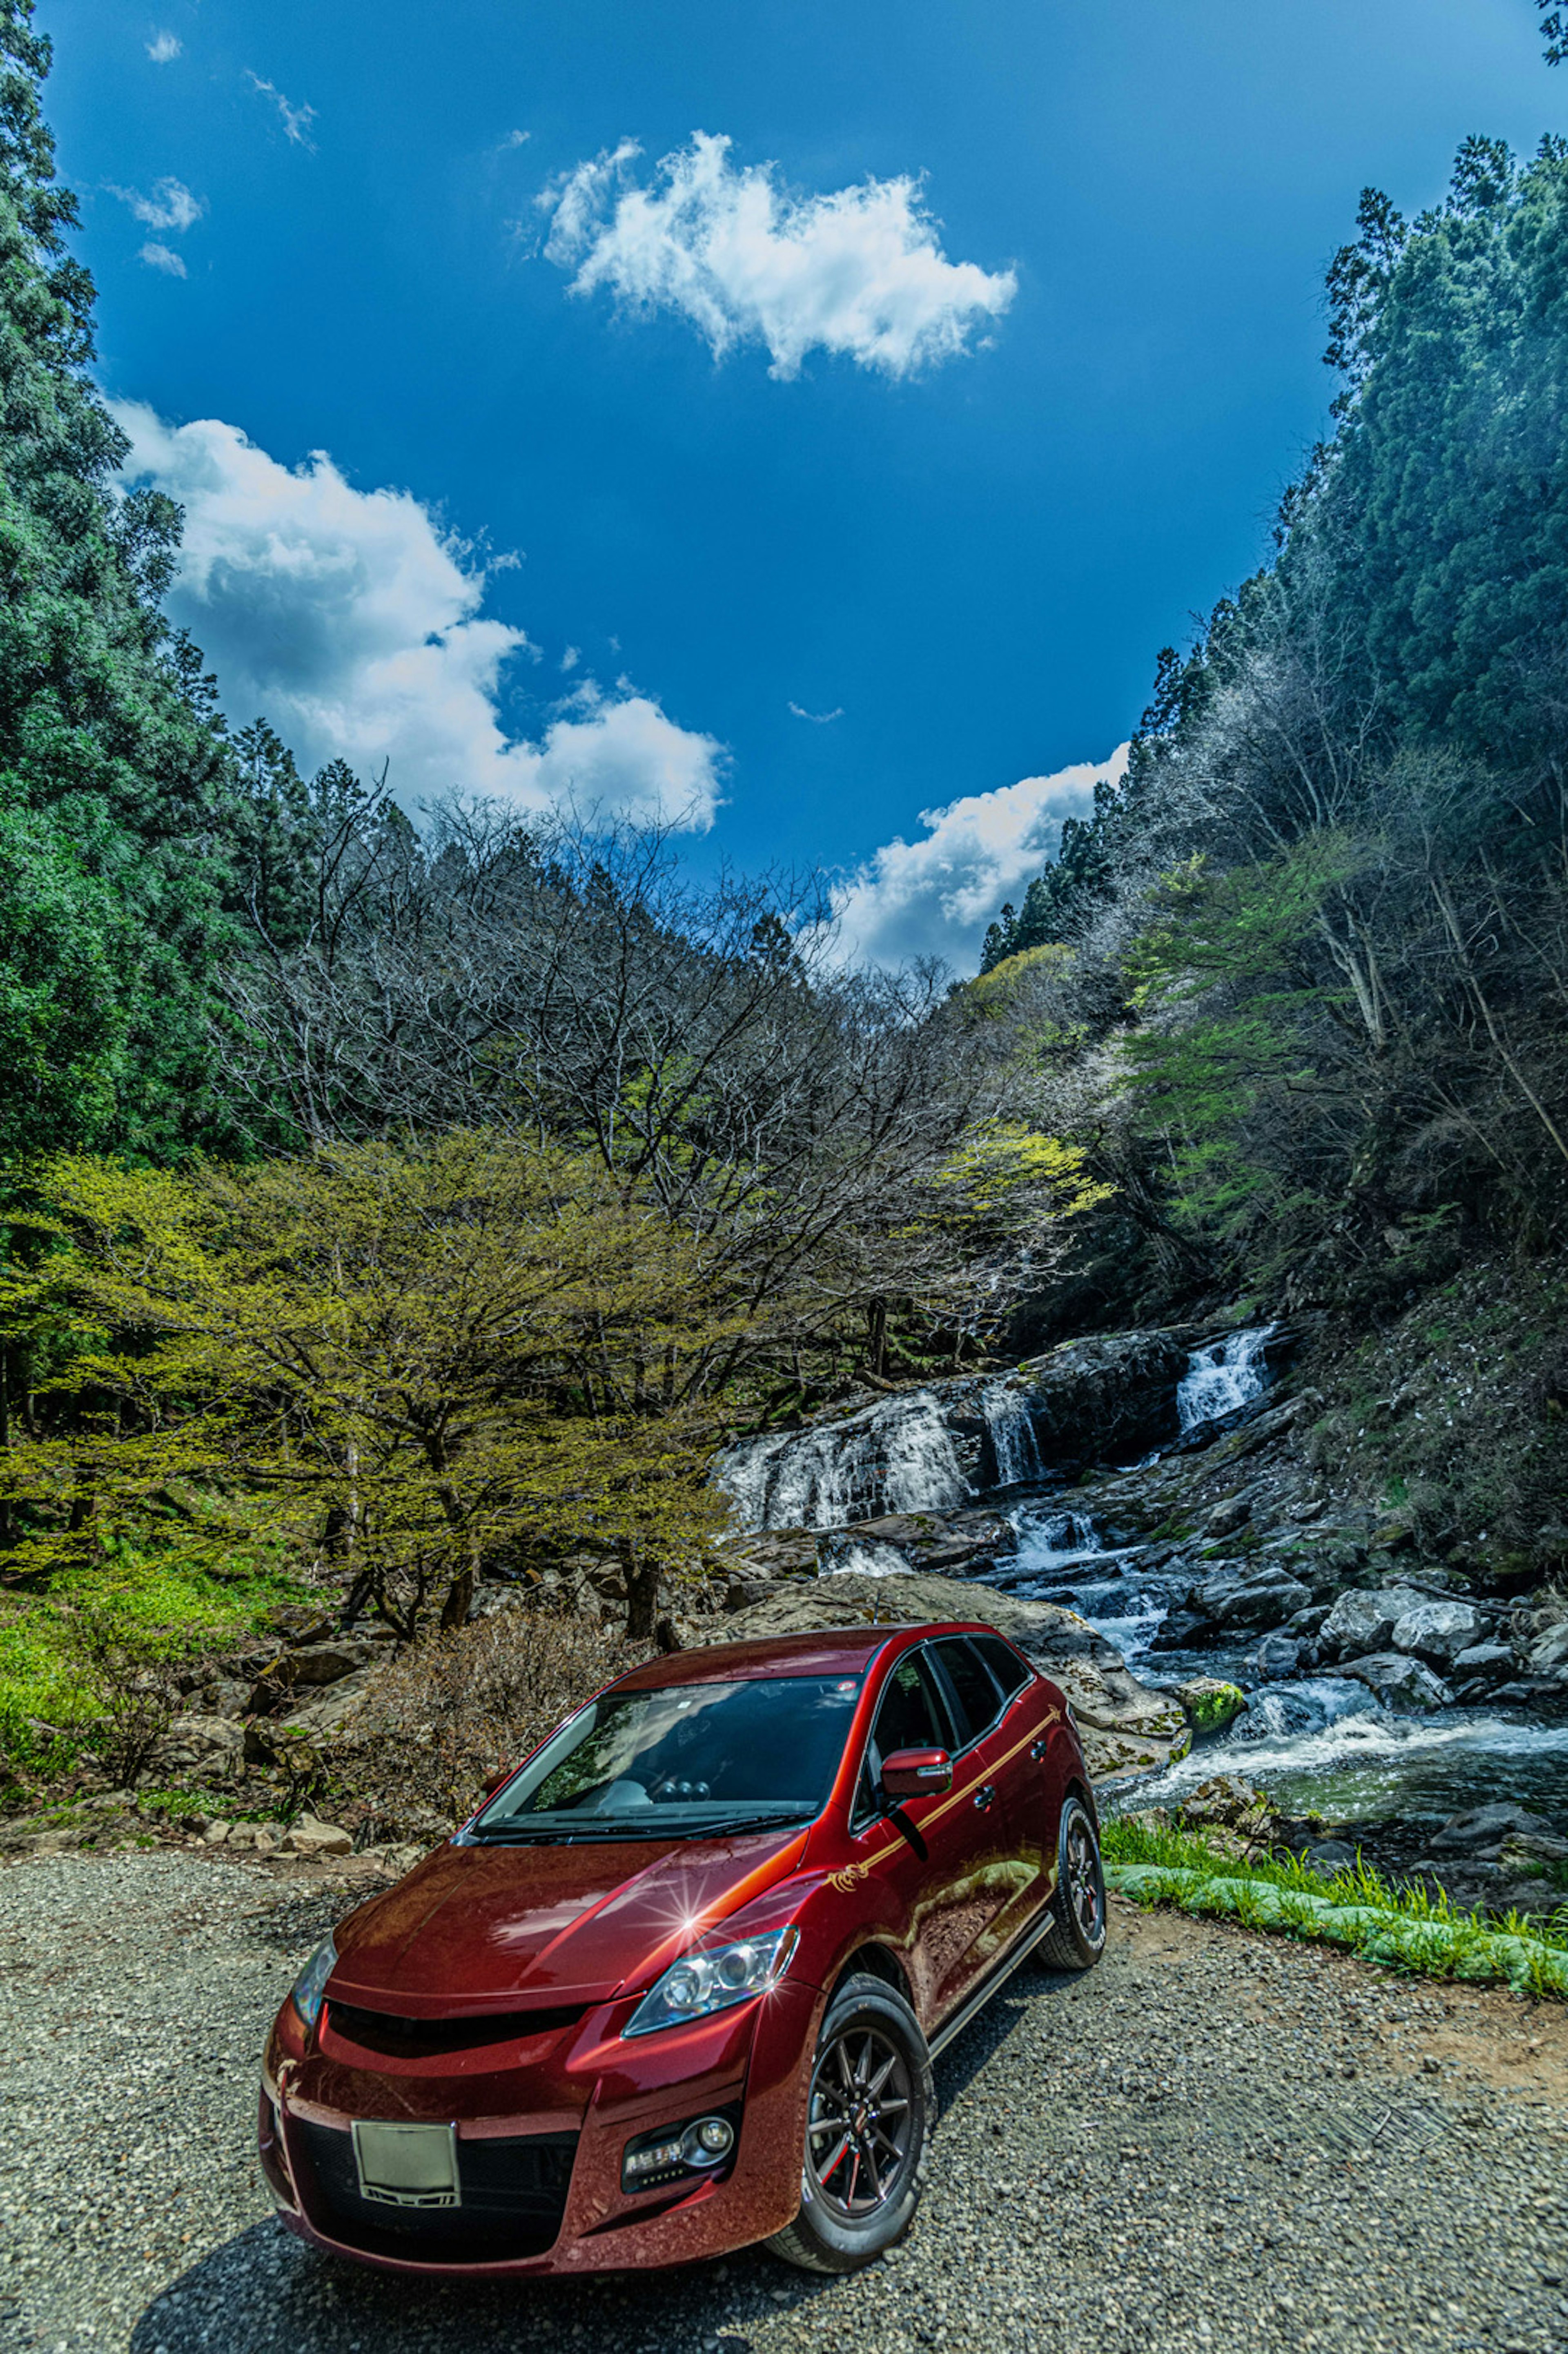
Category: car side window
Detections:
[
  {"x1": 971, "y1": 1633, "x2": 1032, "y2": 1701},
  {"x1": 851, "y1": 1650, "x2": 950, "y2": 1828},
  {"x1": 928, "y1": 1637, "x2": 1004, "y2": 1751}
]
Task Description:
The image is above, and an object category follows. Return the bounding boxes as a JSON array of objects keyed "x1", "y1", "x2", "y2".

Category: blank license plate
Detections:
[{"x1": 352, "y1": 2120, "x2": 460, "y2": 2208}]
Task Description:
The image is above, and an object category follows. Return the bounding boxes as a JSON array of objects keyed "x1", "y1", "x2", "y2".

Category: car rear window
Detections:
[
  {"x1": 971, "y1": 1634, "x2": 1031, "y2": 1700},
  {"x1": 929, "y1": 1637, "x2": 1004, "y2": 1748}
]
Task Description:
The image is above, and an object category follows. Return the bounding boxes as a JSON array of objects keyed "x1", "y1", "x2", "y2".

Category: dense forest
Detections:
[{"x1": 4, "y1": 0, "x2": 1568, "y2": 1782}]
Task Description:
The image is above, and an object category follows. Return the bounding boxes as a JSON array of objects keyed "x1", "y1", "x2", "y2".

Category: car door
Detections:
[
  {"x1": 966, "y1": 1630, "x2": 1069, "y2": 1920},
  {"x1": 922, "y1": 1635, "x2": 1045, "y2": 1993},
  {"x1": 846, "y1": 1645, "x2": 1009, "y2": 2032}
]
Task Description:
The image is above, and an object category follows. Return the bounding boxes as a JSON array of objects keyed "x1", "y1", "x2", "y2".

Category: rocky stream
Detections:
[{"x1": 713, "y1": 1324, "x2": 1568, "y2": 1919}]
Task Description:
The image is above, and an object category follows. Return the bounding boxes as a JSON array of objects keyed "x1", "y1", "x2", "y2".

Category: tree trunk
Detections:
[{"x1": 619, "y1": 1539, "x2": 662, "y2": 1639}]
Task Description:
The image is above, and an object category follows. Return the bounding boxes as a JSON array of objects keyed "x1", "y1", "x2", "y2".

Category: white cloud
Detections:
[
  {"x1": 247, "y1": 71, "x2": 317, "y2": 148},
  {"x1": 146, "y1": 31, "x2": 181, "y2": 63},
  {"x1": 539, "y1": 131, "x2": 1016, "y2": 379},
  {"x1": 824, "y1": 746, "x2": 1130, "y2": 970},
  {"x1": 109, "y1": 176, "x2": 204, "y2": 232},
  {"x1": 139, "y1": 242, "x2": 187, "y2": 278},
  {"x1": 500, "y1": 129, "x2": 531, "y2": 150},
  {"x1": 788, "y1": 701, "x2": 843, "y2": 724},
  {"x1": 112, "y1": 402, "x2": 725, "y2": 830}
]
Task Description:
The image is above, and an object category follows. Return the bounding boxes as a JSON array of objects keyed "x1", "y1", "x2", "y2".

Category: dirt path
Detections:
[{"x1": 3, "y1": 1850, "x2": 1567, "y2": 2354}]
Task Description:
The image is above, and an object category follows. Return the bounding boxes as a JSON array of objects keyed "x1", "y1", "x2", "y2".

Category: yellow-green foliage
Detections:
[
  {"x1": 1, "y1": 1134, "x2": 733, "y2": 1633},
  {"x1": 932, "y1": 1121, "x2": 1113, "y2": 1225}
]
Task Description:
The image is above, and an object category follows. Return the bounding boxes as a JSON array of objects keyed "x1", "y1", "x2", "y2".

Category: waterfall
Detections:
[
  {"x1": 1176, "y1": 1325, "x2": 1276, "y2": 1432},
  {"x1": 983, "y1": 1382, "x2": 1042, "y2": 1486},
  {"x1": 714, "y1": 1388, "x2": 969, "y2": 1533},
  {"x1": 818, "y1": 1533, "x2": 913, "y2": 1578}
]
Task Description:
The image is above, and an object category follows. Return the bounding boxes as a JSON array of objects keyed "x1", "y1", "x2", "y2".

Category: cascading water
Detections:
[
  {"x1": 983, "y1": 1382, "x2": 1042, "y2": 1486},
  {"x1": 1176, "y1": 1325, "x2": 1276, "y2": 1431},
  {"x1": 711, "y1": 1330, "x2": 1568, "y2": 1829},
  {"x1": 714, "y1": 1388, "x2": 968, "y2": 1532},
  {"x1": 818, "y1": 1534, "x2": 913, "y2": 1578}
]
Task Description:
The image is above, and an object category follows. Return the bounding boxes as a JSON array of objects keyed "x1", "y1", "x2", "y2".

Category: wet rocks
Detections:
[
  {"x1": 1335, "y1": 1652, "x2": 1453, "y2": 1710},
  {"x1": 1204, "y1": 1494, "x2": 1253, "y2": 1540},
  {"x1": 1426, "y1": 1803, "x2": 1564, "y2": 1858},
  {"x1": 1388, "y1": 1598, "x2": 1486, "y2": 1667},
  {"x1": 725, "y1": 1506, "x2": 1016, "y2": 1586},
  {"x1": 1320, "y1": 1585, "x2": 1429, "y2": 1656},
  {"x1": 1192, "y1": 1563, "x2": 1312, "y2": 1632},
  {"x1": 1251, "y1": 1631, "x2": 1305, "y2": 1680},
  {"x1": 1017, "y1": 1327, "x2": 1192, "y2": 1464},
  {"x1": 1172, "y1": 1676, "x2": 1247, "y2": 1734}
]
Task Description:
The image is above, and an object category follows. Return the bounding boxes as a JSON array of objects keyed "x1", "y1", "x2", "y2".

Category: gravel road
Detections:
[{"x1": 4, "y1": 1849, "x2": 1568, "y2": 2354}]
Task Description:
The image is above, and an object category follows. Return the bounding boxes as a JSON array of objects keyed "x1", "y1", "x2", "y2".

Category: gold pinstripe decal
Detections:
[{"x1": 827, "y1": 1707, "x2": 1062, "y2": 1890}]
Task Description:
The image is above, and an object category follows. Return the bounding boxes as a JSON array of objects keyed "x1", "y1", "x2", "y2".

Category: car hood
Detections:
[{"x1": 328, "y1": 1826, "x2": 811, "y2": 2015}]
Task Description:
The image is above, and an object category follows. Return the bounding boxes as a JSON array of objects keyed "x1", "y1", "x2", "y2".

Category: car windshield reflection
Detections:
[{"x1": 471, "y1": 1675, "x2": 864, "y2": 1843}]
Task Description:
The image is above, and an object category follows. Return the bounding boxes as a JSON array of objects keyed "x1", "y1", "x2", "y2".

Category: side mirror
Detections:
[
  {"x1": 482, "y1": 1766, "x2": 512, "y2": 1799},
  {"x1": 881, "y1": 1747, "x2": 952, "y2": 1800}
]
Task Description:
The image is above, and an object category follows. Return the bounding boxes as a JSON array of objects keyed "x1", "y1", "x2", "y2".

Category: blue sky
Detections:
[{"x1": 48, "y1": 0, "x2": 1560, "y2": 966}]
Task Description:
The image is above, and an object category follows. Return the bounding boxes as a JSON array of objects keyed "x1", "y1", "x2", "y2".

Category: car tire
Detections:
[
  {"x1": 1036, "y1": 1794, "x2": 1107, "y2": 1971},
  {"x1": 766, "y1": 1971, "x2": 933, "y2": 2274}
]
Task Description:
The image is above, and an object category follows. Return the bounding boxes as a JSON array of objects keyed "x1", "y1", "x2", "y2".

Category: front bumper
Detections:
[{"x1": 261, "y1": 1977, "x2": 819, "y2": 2277}]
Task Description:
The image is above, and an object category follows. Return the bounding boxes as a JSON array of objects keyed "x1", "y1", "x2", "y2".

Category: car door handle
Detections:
[{"x1": 972, "y1": 1783, "x2": 996, "y2": 1812}]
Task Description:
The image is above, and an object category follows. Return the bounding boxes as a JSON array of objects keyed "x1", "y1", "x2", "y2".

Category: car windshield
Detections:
[{"x1": 471, "y1": 1674, "x2": 863, "y2": 1842}]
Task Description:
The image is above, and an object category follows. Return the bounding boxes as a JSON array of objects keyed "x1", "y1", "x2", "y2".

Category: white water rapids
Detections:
[{"x1": 713, "y1": 1327, "x2": 1568, "y2": 1826}]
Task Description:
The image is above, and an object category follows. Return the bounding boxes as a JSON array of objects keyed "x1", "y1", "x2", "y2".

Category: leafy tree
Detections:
[{"x1": 2, "y1": 1136, "x2": 733, "y2": 1636}]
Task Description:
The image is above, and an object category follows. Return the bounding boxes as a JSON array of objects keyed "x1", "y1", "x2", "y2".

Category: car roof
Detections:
[{"x1": 610, "y1": 1620, "x2": 1009, "y2": 1692}]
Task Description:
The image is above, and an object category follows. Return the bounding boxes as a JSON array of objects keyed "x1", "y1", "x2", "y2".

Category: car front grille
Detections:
[
  {"x1": 324, "y1": 1999, "x2": 589, "y2": 2058},
  {"x1": 294, "y1": 2120, "x2": 578, "y2": 2264}
]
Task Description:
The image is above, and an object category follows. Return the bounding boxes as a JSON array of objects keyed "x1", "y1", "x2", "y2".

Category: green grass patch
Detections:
[
  {"x1": 1102, "y1": 1817, "x2": 1568, "y2": 1995},
  {"x1": 0, "y1": 1545, "x2": 312, "y2": 1800}
]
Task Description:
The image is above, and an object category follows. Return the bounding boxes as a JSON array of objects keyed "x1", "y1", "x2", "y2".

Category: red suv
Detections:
[{"x1": 259, "y1": 1618, "x2": 1105, "y2": 2280}]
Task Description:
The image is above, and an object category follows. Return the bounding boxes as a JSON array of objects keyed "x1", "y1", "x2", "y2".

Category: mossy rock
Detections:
[{"x1": 1174, "y1": 1677, "x2": 1247, "y2": 1734}]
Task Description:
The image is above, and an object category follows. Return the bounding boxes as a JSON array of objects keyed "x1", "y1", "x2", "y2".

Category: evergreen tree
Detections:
[{"x1": 0, "y1": 0, "x2": 236, "y2": 1159}]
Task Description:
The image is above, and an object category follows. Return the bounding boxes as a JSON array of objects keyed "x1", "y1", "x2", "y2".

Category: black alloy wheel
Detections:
[
  {"x1": 807, "y1": 2024, "x2": 913, "y2": 2218},
  {"x1": 1037, "y1": 1793, "x2": 1107, "y2": 1971},
  {"x1": 766, "y1": 1973, "x2": 933, "y2": 2274}
]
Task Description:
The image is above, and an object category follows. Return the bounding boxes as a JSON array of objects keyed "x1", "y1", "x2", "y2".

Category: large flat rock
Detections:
[{"x1": 705, "y1": 1567, "x2": 1190, "y2": 1785}]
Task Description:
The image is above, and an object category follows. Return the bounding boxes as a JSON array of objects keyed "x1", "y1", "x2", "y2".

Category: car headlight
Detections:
[
  {"x1": 290, "y1": 1933, "x2": 338, "y2": 2029},
  {"x1": 623, "y1": 1927, "x2": 797, "y2": 2039}
]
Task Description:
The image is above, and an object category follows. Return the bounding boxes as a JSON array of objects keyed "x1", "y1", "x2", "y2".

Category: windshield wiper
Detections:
[{"x1": 469, "y1": 1808, "x2": 814, "y2": 1846}]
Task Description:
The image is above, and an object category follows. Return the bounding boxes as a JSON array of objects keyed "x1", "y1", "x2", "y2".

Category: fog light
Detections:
[
  {"x1": 624, "y1": 2135, "x2": 686, "y2": 2180},
  {"x1": 682, "y1": 2115, "x2": 735, "y2": 2167}
]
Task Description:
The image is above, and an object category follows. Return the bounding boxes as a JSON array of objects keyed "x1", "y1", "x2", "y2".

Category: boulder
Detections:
[
  {"x1": 1195, "y1": 1566, "x2": 1312, "y2": 1632},
  {"x1": 1390, "y1": 1599, "x2": 1487, "y2": 1668},
  {"x1": 1451, "y1": 1641, "x2": 1514, "y2": 1678},
  {"x1": 1428, "y1": 1804, "x2": 1563, "y2": 1857},
  {"x1": 1319, "y1": 1585, "x2": 1428, "y2": 1658},
  {"x1": 1204, "y1": 1495, "x2": 1253, "y2": 1540},
  {"x1": 1173, "y1": 1676, "x2": 1247, "y2": 1734},
  {"x1": 1017, "y1": 1328, "x2": 1193, "y2": 1463},
  {"x1": 1527, "y1": 1622, "x2": 1568, "y2": 1675},
  {"x1": 711, "y1": 1567, "x2": 1190, "y2": 1783},
  {"x1": 1251, "y1": 1632, "x2": 1303, "y2": 1681},
  {"x1": 279, "y1": 1642, "x2": 373, "y2": 1688},
  {"x1": 848, "y1": 1508, "x2": 1018, "y2": 1577},
  {"x1": 1178, "y1": 1775, "x2": 1280, "y2": 1840},
  {"x1": 283, "y1": 1813, "x2": 354, "y2": 1858},
  {"x1": 1336, "y1": 1652, "x2": 1453, "y2": 1710}
]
